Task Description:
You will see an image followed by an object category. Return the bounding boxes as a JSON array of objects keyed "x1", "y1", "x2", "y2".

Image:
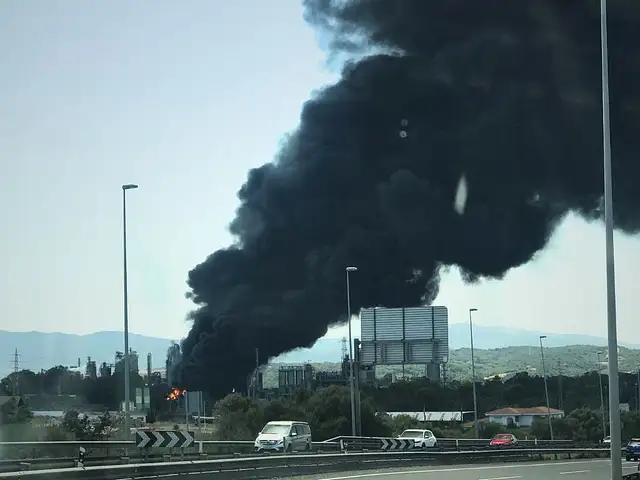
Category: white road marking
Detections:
[
  {"x1": 559, "y1": 470, "x2": 589, "y2": 475},
  {"x1": 318, "y1": 459, "x2": 609, "y2": 480},
  {"x1": 478, "y1": 476, "x2": 521, "y2": 480}
]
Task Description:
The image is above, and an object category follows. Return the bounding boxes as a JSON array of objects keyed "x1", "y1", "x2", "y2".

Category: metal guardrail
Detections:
[
  {"x1": 326, "y1": 435, "x2": 575, "y2": 448},
  {"x1": 0, "y1": 437, "x2": 595, "y2": 473},
  {"x1": 327, "y1": 435, "x2": 577, "y2": 452},
  {"x1": 0, "y1": 440, "x2": 339, "y2": 472},
  {"x1": 0, "y1": 448, "x2": 611, "y2": 480}
]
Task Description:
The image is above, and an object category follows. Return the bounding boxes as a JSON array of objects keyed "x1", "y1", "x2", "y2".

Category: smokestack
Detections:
[{"x1": 179, "y1": 0, "x2": 640, "y2": 398}]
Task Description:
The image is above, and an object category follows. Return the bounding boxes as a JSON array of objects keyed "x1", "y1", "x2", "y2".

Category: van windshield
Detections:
[{"x1": 262, "y1": 424, "x2": 290, "y2": 435}]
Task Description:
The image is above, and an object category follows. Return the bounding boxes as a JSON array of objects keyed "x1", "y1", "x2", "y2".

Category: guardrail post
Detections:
[
  {"x1": 76, "y1": 446, "x2": 86, "y2": 468},
  {"x1": 180, "y1": 448, "x2": 185, "y2": 461},
  {"x1": 455, "y1": 439, "x2": 459, "y2": 451},
  {"x1": 340, "y1": 439, "x2": 345, "y2": 452}
]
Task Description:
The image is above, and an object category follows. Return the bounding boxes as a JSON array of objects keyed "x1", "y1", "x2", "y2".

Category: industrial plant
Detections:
[{"x1": 247, "y1": 306, "x2": 450, "y2": 400}]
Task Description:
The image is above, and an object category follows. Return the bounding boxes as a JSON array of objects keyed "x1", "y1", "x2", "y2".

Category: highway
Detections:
[{"x1": 281, "y1": 460, "x2": 639, "y2": 480}]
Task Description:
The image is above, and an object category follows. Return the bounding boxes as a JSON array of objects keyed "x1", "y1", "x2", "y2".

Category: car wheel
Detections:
[
  {"x1": 626, "y1": 456, "x2": 631, "y2": 461},
  {"x1": 305, "y1": 441, "x2": 311, "y2": 451},
  {"x1": 421, "y1": 443, "x2": 427, "y2": 450},
  {"x1": 286, "y1": 443, "x2": 293, "y2": 453}
]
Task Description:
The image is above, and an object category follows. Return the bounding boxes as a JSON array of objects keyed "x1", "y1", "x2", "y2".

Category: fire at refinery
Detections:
[{"x1": 167, "y1": 387, "x2": 186, "y2": 401}]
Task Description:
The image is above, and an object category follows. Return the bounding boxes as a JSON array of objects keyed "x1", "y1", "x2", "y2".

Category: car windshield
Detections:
[
  {"x1": 494, "y1": 434, "x2": 511, "y2": 439},
  {"x1": 261, "y1": 424, "x2": 290, "y2": 435},
  {"x1": 630, "y1": 438, "x2": 640, "y2": 443},
  {"x1": 400, "y1": 430, "x2": 423, "y2": 437}
]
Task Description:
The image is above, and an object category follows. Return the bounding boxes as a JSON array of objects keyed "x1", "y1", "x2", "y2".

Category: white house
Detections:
[{"x1": 485, "y1": 406, "x2": 565, "y2": 428}]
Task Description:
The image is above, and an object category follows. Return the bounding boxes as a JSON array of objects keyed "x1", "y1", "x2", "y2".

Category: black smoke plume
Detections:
[{"x1": 179, "y1": 0, "x2": 640, "y2": 397}]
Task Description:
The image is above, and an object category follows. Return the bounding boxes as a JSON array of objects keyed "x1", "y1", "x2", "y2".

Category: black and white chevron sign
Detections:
[
  {"x1": 380, "y1": 438, "x2": 414, "y2": 450},
  {"x1": 136, "y1": 430, "x2": 195, "y2": 448}
]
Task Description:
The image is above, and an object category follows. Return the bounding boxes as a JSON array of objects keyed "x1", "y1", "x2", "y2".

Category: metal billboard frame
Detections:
[{"x1": 359, "y1": 306, "x2": 449, "y2": 367}]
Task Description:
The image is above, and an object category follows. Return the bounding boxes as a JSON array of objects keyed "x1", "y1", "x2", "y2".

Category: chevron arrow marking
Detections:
[
  {"x1": 181, "y1": 431, "x2": 194, "y2": 448},
  {"x1": 136, "y1": 430, "x2": 152, "y2": 448},
  {"x1": 151, "y1": 431, "x2": 165, "y2": 448},
  {"x1": 136, "y1": 430, "x2": 196, "y2": 448},
  {"x1": 166, "y1": 431, "x2": 180, "y2": 448}
]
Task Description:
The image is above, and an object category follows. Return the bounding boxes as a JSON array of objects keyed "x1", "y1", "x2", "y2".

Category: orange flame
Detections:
[{"x1": 166, "y1": 387, "x2": 186, "y2": 401}]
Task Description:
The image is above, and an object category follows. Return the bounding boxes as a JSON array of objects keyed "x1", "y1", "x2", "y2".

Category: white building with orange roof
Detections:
[{"x1": 485, "y1": 406, "x2": 565, "y2": 427}]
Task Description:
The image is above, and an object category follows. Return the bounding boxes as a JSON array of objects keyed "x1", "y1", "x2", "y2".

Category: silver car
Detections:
[{"x1": 253, "y1": 421, "x2": 312, "y2": 453}]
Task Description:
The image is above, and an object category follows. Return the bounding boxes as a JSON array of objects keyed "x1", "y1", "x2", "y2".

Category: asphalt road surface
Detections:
[{"x1": 284, "y1": 459, "x2": 640, "y2": 480}]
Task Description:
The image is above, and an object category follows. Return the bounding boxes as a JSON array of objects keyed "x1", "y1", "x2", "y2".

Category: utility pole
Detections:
[
  {"x1": 637, "y1": 370, "x2": 640, "y2": 411},
  {"x1": 121, "y1": 183, "x2": 138, "y2": 440},
  {"x1": 596, "y1": 352, "x2": 607, "y2": 437},
  {"x1": 599, "y1": 0, "x2": 622, "y2": 476},
  {"x1": 345, "y1": 266, "x2": 358, "y2": 437},
  {"x1": 469, "y1": 308, "x2": 480, "y2": 439},
  {"x1": 539, "y1": 336, "x2": 554, "y2": 440},
  {"x1": 557, "y1": 362, "x2": 563, "y2": 410}
]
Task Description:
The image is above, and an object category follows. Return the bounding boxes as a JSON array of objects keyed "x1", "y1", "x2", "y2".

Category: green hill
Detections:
[{"x1": 261, "y1": 344, "x2": 639, "y2": 387}]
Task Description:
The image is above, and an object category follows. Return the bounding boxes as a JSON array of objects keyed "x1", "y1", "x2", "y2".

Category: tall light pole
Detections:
[
  {"x1": 599, "y1": 0, "x2": 622, "y2": 476},
  {"x1": 538, "y1": 336, "x2": 554, "y2": 440},
  {"x1": 469, "y1": 308, "x2": 479, "y2": 439},
  {"x1": 637, "y1": 370, "x2": 639, "y2": 412},
  {"x1": 122, "y1": 183, "x2": 138, "y2": 438},
  {"x1": 596, "y1": 351, "x2": 606, "y2": 437},
  {"x1": 345, "y1": 266, "x2": 358, "y2": 437}
]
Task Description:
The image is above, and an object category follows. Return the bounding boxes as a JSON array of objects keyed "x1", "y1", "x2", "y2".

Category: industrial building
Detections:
[{"x1": 246, "y1": 306, "x2": 450, "y2": 400}]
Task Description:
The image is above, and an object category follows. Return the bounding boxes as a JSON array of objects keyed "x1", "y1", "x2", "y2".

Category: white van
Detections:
[{"x1": 253, "y1": 421, "x2": 312, "y2": 453}]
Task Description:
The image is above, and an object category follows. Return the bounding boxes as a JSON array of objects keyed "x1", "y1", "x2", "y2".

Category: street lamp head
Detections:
[
  {"x1": 122, "y1": 184, "x2": 139, "y2": 190},
  {"x1": 539, "y1": 335, "x2": 547, "y2": 339},
  {"x1": 346, "y1": 266, "x2": 358, "y2": 272},
  {"x1": 469, "y1": 308, "x2": 478, "y2": 312}
]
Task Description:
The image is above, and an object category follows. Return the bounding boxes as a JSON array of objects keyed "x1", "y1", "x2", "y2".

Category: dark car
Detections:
[{"x1": 625, "y1": 438, "x2": 640, "y2": 461}]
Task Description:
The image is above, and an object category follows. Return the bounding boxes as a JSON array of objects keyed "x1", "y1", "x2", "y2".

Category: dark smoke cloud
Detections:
[{"x1": 179, "y1": 0, "x2": 640, "y2": 397}]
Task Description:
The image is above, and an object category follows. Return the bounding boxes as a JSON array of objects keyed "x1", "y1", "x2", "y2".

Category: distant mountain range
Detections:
[
  {"x1": 276, "y1": 324, "x2": 640, "y2": 364},
  {"x1": 1, "y1": 325, "x2": 636, "y2": 378}
]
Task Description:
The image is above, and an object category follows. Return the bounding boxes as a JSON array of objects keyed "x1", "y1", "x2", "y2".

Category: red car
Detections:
[{"x1": 490, "y1": 433, "x2": 518, "y2": 446}]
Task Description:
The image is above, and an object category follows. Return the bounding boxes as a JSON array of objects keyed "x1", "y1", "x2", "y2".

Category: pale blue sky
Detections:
[{"x1": 1, "y1": 1, "x2": 639, "y2": 348}]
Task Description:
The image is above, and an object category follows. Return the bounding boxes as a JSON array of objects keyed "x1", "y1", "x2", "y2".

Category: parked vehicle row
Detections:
[
  {"x1": 397, "y1": 430, "x2": 520, "y2": 449},
  {"x1": 252, "y1": 421, "x2": 548, "y2": 454}
]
